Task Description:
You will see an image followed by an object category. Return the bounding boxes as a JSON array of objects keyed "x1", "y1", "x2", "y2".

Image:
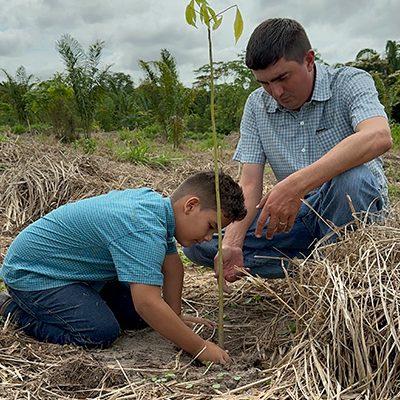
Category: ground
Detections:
[{"x1": 0, "y1": 133, "x2": 399, "y2": 400}]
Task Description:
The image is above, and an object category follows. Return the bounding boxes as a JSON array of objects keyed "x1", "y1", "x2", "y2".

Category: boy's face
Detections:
[{"x1": 174, "y1": 197, "x2": 231, "y2": 247}]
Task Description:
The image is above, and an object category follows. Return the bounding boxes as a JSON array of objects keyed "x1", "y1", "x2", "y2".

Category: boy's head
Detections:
[{"x1": 171, "y1": 171, "x2": 246, "y2": 247}]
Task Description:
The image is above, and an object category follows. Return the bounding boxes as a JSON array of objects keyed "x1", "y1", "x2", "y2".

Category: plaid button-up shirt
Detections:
[{"x1": 234, "y1": 63, "x2": 388, "y2": 204}]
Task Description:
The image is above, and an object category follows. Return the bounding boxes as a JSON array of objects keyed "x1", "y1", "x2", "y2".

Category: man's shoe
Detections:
[{"x1": 0, "y1": 290, "x2": 12, "y2": 316}]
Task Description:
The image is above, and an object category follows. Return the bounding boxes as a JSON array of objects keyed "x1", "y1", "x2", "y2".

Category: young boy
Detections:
[{"x1": 0, "y1": 171, "x2": 246, "y2": 364}]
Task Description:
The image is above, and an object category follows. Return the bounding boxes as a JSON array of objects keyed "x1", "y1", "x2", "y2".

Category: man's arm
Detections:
[
  {"x1": 256, "y1": 116, "x2": 392, "y2": 238},
  {"x1": 130, "y1": 283, "x2": 230, "y2": 364}
]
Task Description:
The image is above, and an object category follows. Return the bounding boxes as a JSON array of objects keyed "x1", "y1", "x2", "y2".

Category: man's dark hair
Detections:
[
  {"x1": 245, "y1": 18, "x2": 312, "y2": 70},
  {"x1": 171, "y1": 171, "x2": 247, "y2": 222}
]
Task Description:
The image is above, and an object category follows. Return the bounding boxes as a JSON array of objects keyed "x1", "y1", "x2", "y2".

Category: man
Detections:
[{"x1": 184, "y1": 18, "x2": 392, "y2": 292}]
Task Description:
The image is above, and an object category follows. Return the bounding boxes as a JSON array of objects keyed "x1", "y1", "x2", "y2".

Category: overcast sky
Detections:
[{"x1": 1, "y1": 0, "x2": 399, "y2": 86}]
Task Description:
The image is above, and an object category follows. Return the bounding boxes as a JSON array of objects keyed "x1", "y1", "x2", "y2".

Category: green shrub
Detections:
[
  {"x1": 142, "y1": 124, "x2": 162, "y2": 140},
  {"x1": 30, "y1": 123, "x2": 52, "y2": 135},
  {"x1": 73, "y1": 138, "x2": 98, "y2": 154},
  {"x1": 12, "y1": 124, "x2": 27, "y2": 135},
  {"x1": 116, "y1": 142, "x2": 151, "y2": 164},
  {"x1": 0, "y1": 125, "x2": 11, "y2": 134},
  {"x1": 0, "y1": 133, "x2": 8, "y2": 143},
  {"x1": 118, "y1": 128, "x2": 147, "y2": 146},
  {"x1": 388, "y1": 183, "x2": 400, "y2": 201},
  {"x1": 390, "y1": 122, "x2": 400, "y2": 148}
]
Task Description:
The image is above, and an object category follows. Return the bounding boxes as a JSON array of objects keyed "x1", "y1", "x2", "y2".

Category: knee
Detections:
[
  {"x1": 327, "y1": 165, "x2": 381, "y2": 205},
  {"x1": 331, "y1": 166, "x2": 372, "y2": 194},
  {"x1": 76, "y1": 320, "x2": 121, "y2": 349},
  {"x1": 182, "y1": 243, "x2": 216, "y2": 268}
]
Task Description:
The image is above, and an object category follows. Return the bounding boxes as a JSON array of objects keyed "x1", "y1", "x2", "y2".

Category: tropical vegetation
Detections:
[{"x1": 0, "y1": 36, "x2": 400, "y2": 148}]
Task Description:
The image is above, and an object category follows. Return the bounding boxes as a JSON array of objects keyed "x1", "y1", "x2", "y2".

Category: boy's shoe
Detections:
[{"x1": 0, "y1": 290, "x2": 12, "y2": 316}]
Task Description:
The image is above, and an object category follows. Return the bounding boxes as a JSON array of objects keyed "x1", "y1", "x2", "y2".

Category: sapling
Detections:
[{"x1": 184, "y1": 0, "x2": 243, "y2": 348}]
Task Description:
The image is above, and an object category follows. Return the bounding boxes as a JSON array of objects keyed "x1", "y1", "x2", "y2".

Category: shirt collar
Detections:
[
  {"x1": 311, "y1": 63, "x2": 332, "y2": 102},
  {"x1": 164, "y1": 197, "x2": 176, "y2": 239},
  {"x1": 263, "y1": 62, "x2": 332, "y2": 113}
]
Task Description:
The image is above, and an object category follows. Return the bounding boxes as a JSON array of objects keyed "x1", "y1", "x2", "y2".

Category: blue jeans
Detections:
[
  {"x1": 183, "y1": 165, "x2": 384, "y2": 278},
  {"x1": 4, "y1": 281, "x2": 147, "y2": 348}
]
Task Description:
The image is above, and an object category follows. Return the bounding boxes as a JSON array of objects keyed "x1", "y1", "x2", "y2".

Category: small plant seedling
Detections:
[
  {"x1": 151, "y1": 372, "x2": 176, "y2": 384},
  {"x1": 184, "y1": 0, "x2": 243, "y2": 349}
]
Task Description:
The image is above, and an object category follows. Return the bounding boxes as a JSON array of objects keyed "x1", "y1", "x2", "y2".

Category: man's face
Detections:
[{"x1": 253, "y1": 50, "x2": 315, "y2": 110}]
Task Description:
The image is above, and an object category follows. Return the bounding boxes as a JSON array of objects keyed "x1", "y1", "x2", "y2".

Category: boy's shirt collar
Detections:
[{"x1": 164, "y1": 197, "x2": 176, "y2": 240}]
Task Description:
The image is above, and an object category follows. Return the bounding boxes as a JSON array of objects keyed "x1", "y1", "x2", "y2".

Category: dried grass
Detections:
[
  {"x1": 0, "y1": 138, "x2": 237, "y2": 234},
  {"x1": 0, "y1": 137, "x2": 399, "y2": 399},
  {"x1": 245, "y1": 214, "x2": 400, "y2": 399}
]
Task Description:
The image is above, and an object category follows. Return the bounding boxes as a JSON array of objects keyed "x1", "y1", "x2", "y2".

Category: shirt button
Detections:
[
  {"x1": 301, "y1": 148, "x2": 306, "y2": 153},
  {"x1": 300, "y1": 121, "x2": 305, "y2": 125}
]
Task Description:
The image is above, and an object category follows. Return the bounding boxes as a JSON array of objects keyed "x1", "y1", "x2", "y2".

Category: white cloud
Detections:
[{"x1": 0, "y1": 0, "x2": 398, "y2": 85}]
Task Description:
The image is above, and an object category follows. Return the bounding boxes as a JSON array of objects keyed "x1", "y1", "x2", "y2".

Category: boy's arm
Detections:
[
  {"x1": 161, "y1": 253, "x2": 183, "y2": 316},
  {"x1": 130, "y1": 283, "x2": 230, "y2": 364}
]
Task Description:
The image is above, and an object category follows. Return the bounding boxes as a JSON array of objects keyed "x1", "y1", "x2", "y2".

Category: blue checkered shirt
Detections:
[
  {"x1": 234, "y1": 63, "x2": 388, "y2": 204},
  {"x1": 1, "y1": 189, "x2": 177, "y2": 291}
]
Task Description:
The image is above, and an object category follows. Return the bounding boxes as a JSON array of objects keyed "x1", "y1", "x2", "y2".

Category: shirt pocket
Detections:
[{"x1": 315, "y1": 123, "x2": 341, "y2": 154}]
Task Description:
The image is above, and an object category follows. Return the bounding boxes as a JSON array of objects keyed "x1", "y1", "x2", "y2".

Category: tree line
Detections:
[{"x1": 0, "y1": 35, "x2": 399, "y2": 147}]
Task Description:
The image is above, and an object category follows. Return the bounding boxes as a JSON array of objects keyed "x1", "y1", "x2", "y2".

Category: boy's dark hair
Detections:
[
  {"x1": 246, "y1": 18, "x2": 312, "y2": 70},
  {"x1": 171, "y1": 171, "x2": 247, "y2": 222}
]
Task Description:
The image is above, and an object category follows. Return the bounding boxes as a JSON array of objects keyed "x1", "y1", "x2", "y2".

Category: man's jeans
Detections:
[
  {"x1": 4, "y1": 281, "x2": 147, "y2": 348},
  {"x1": 183, "y1": 165, "x2": 384, "y2": 278}
]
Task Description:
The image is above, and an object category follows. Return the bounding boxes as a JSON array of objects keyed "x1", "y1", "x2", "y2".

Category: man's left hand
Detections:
[{"x1": 255, "y1": 178, "x2": 303, "y2": 239}]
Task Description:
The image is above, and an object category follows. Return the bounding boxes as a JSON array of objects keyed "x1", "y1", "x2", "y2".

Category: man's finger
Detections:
[
  {"x1": 255, "y1": 210, "x2": 270, "y2": 238},
  {"x1": 265, "y1": 215, "x2": 279, "y2": 239}
]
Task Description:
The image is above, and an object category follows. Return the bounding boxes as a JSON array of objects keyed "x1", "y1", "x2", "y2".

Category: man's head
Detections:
[
  {"x1": 246, "y1": 18, "x2": 315, "y2": 110},
  {"x1": 171, "y1": 171, "x2": 246, "y2": 247}
]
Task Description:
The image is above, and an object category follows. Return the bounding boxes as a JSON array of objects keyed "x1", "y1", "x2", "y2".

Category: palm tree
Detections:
[
  {"x1": 0, "y1": 66, "x2": 35, "y2": 126},
  {"x1": 385, "y1": 40, "x2": 400, "y2": 74},
  {"x1": 56, "y1": 34, "x2": 109, "y2": 138},
  {"x1": 139, "y1": 49, "x2": 191, "y2": 147},
  {"x1": 348, "y1": 41, "x2": 400, "y2": 121}
]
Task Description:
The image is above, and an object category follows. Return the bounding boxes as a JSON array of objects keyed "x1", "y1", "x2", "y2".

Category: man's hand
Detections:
[
  {"x1": 213, "y1": 246, "x2": 249, "y2": 293},
  {"x1": 255, "y1": 178, "x2": 304, "y2": 240}
]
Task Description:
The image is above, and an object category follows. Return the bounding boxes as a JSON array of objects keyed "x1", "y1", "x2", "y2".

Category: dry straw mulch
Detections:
[
  {"x1": 1, "y1": 137, "x2": 399, "y2": 399},
  {"x1": 0, "y1": 137, "x2": 236, "y2": 235}
]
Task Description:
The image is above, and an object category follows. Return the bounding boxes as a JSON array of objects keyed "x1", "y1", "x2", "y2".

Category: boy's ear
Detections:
[{"x1": 184, "y1": 196, "x2": 200, "y2": 214}]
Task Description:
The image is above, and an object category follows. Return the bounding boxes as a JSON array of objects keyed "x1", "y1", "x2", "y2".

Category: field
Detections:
[{"x1": 0, "y1": 132, "x2": 399, "y2": 400}]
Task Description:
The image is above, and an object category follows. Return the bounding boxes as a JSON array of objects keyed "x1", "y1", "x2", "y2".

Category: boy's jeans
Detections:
[
  {"x1": 4, "y1": 281, "x2": 147, "y2": 348},
  {"x1": 183, "y1": 165, "x2": 384, "y2": 278}
]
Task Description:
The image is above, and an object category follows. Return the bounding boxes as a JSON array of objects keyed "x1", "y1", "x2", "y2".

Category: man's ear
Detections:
[
  {"x1": 305, "y1": 49, "x2": 315, "y2": 70},
  {"x1": 184, "y1": 196, "x2": 200, "y2": 214}
]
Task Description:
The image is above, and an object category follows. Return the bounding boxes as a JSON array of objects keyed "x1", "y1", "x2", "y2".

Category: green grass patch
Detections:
[{"x1": 391, "y1": 122, "x2": 400, "y2": 149}]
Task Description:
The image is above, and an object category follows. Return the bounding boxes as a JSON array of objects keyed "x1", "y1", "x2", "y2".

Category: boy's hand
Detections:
[
  {"x1": 197, "y1": 340, "x2": 230, "y2": 365},
  {"x1": 181, "y1": 314, "x2": 215, "y2": 329}
]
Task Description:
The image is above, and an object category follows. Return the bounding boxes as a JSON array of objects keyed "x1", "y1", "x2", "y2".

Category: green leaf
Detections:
[
  {"x1": 213, "y1": 16, "x2": 223, "y2": 31},
  {"x1": 212, "y1": 383, "x2": 221, "y2": 389},
  {"x1": 185, "y1": 0, "x2": 196, "y2": 27},
  {"x1": 207, "y1": 6, "x2": 217, "y2": 22},
  {"x1": 233, "y1": 8, "x2": 243, "y2": 43},
  {"x1": 200, "y1": 2, "x2": 210, "y2": 27}
]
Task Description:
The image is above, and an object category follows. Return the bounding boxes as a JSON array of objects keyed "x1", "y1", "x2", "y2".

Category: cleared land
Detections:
[{"x1": 1, "y1": 134, "x2": 399, "y2": 399}]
